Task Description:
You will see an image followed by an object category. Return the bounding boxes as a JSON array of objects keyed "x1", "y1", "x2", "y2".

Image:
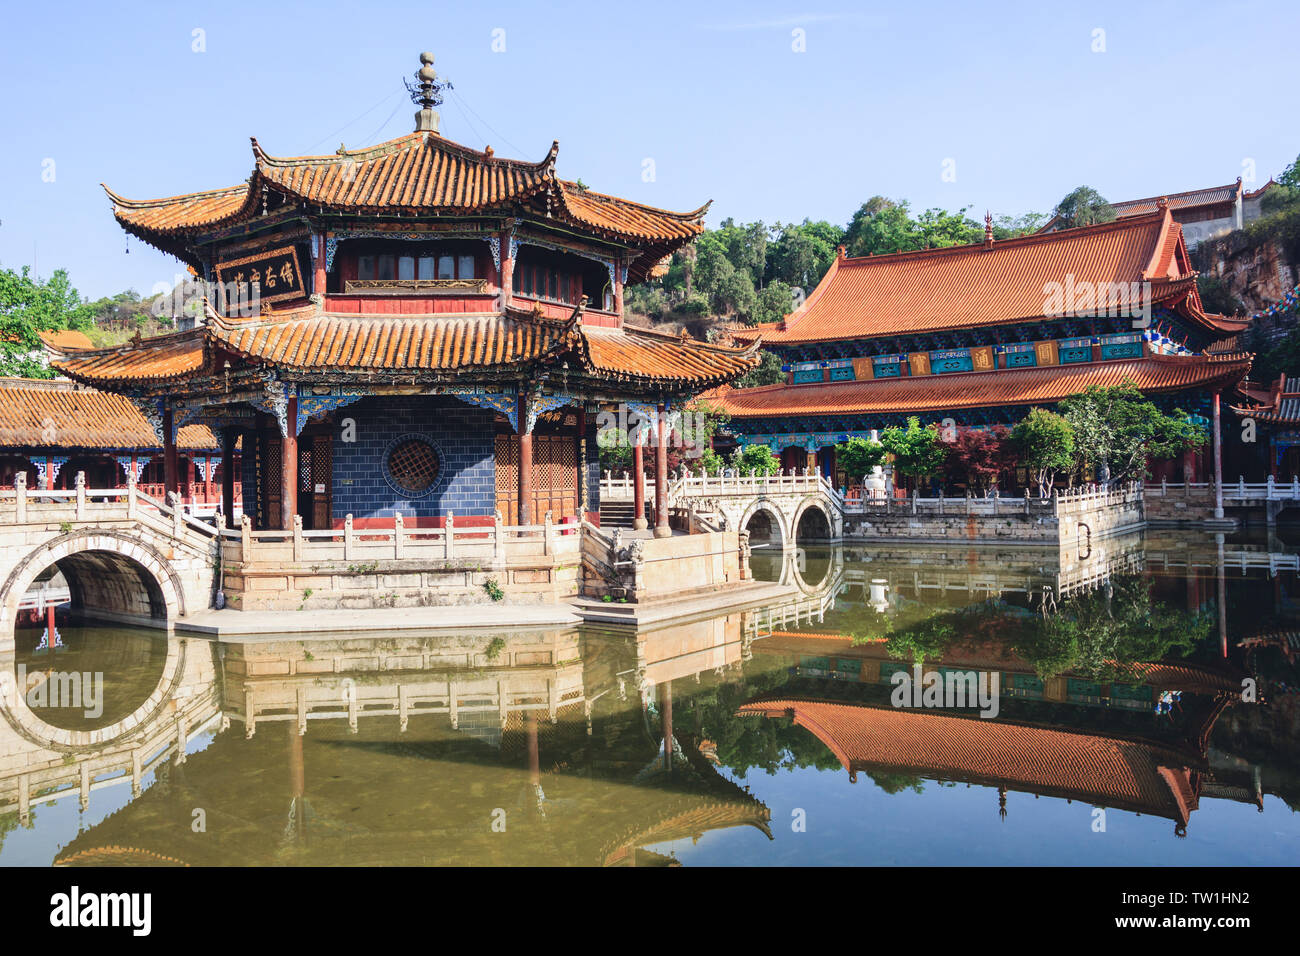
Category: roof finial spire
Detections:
[
  {"x1": 983, "y1": 210, "x2": 994, "y2": 248},
  {"x1": 407, "y1": 52, "x2": 443, "y2": 134}
]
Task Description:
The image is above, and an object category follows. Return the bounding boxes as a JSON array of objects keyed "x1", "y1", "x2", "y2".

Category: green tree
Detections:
[
  {"x1": 1058, "y1": 382, "x2": 1206, "y2": 485},
  {"x1": 879, "y1": 417, "x2": 947, "y2": 491},
  {"x1": 843, "y1": 198, "x2": 982, "y2": 257},
  {"x1": 991, "y1": 211, "x2": 1049, "y2": 238},
  {"x1": 729, "y1": 444, "x2": 781, "y2": 476},
  {"x1": 1011, "y1": 408, "x2": 1075, "y2": 497},
  {"x1": 1052, "y1": 186, "x2": 1116, "y2": 228},
  {"x1": 733, "y1": 348, "x2": 784, "y2": 388},
  {"x1": 750, "y1": 279, "x2": 796, "y2": 326},
  {"x1": 0, "y1": 265, "x2": 95, "y2": 378},
  {"x1": 1278, "y1": 152, "x2": 1300, "y2": 190},
  {"x1": 767, "y1": 219, "x2": 843, "y2": 289},
  {"x1": 834, "y1": 436, "x2": 887, "y2": 484}
]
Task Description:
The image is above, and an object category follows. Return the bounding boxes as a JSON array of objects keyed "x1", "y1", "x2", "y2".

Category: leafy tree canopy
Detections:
[
  {"x1": 0, "y1": 265, "x2": 96, "y2": 378},
  {"x1": 942, "y1": 425, "x2": 1015, "y2": 495},
  {"x1": 879, "y1": 417, "x2": 947, "y2": 484},
  {"x1": 1011, "y1": 408, "x2": 1076, "y2": 497},
  {"x1": 835, "y1": 436, "x2": 887, "y2": 484},
  {"x1": 1052, "y1": 186, "x2": 1117, "y2": 229},
  {"x1": 732, "y1": 348, "x2": 784, "y2": 388},
  {"x1": 1058, "y1": 381, "x2": 1206, "y2": 484},
  {"x1": 730, "y1": 443, "x2": 781, "y2": 476}
]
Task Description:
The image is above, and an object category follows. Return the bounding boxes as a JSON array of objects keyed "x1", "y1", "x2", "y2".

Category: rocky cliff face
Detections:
[{"x1": 1192, "y1": 212, "x2": 1300, "y2": 341}]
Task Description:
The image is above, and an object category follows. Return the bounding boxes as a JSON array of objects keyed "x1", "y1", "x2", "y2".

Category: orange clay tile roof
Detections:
[
  {"x1": 101, "y1": 183, "x2": 254, "y2": 237},
  {"x1": 206, "y1": 310, "x2": 573, "y2": 373},
  {"x1": 579, "y1": 325, "x2": 760, "y2": 386},
  {"x1": 707, "y1": 352, "x2": 1252, "y2": 420},
  {"x1": 53, "y1": 330, "x2": 207, "y2": 387},
  {"x1": 56, "y1": 307, "x2": 759, "y2": 390},
  {"x1": 736, "y1": 210, "x2": 1240, "y2": 345},
  {"x1": 105, "y1": 133, "x2": 706, "y2": 281},
  {"x1": 0, "y1": 378, "x2": 219, "y2": 450},
  {"x1": 1037, "y1": 182, "x2": 1245, "y2": 233},
  {"x1": 37, "y1": 329, "x2": 95, "y2": 352},
  {"x1": 1110, "y1": 181, "x2": 1243, "y2": 217},
  {"x1": 738, "y1": 696, "x2": 1202, "y2": 822},
  {"x1": 251, "y1": 133, "x2": 556, "y2": 213}
]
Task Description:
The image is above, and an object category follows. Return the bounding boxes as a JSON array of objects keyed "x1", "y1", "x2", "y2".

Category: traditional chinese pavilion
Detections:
[
  {"x1": 55, "y1": 54, "x2": 757, "y2": 537},
  {"x1": 714, "y1": 208, "x2": 1252, "y2": 488}
]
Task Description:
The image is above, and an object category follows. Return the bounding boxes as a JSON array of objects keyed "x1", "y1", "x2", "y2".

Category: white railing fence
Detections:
[
  {"x1": 1146, "y1": 475, "x2": 1300, "y2": 501},
  {"x1": 0, "y1": 472, "x2": 579, "y2": 566}
]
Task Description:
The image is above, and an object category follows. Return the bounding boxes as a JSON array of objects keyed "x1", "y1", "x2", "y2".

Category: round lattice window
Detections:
[{"x1": 385, "y1": 437, "x2": 441, "y2": 497}]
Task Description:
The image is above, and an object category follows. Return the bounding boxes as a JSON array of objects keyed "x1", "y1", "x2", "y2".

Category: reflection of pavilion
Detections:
[{"x1": 30, "y1": 622, "x2": 771, "y2": 866}]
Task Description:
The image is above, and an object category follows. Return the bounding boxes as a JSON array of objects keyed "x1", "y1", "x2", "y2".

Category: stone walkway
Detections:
[{"x1": 177, "y1": 603, "x2": 582, "y2": 639}]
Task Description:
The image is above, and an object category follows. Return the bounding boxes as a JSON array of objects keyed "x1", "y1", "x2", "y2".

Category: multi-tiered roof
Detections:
[{"x1": 60, "y1": 65, "x2": 758, "y2": 398}]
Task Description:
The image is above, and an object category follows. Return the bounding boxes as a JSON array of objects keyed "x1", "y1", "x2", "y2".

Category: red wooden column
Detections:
[
  {"x1": 632, "y1": 437, "x2": 647, "y2": 530},
  {"x1": 281, "y1": 395, "x2": 298, "y2": 531},
  {"x1": 653, "y1": 402, "x2": 670, "y2": 538},
  {"x1": 519, "y1": 394, "x2": 534, "y2": 526},
  {"x1": 314, "y1": 233, "x2": 329, "y2": 296},
  {"x1": 613, "y1": 258, "x2": 624, "y2": 317},
  {"x1": 162, "y1": 406, "x2": 179, "y2": 497},
  {"x1": 1213, "y1": 390, "x2": 1224, "y2": 519},
  {"x1": 220, "y1": 428, "x2": 237, "y2": 529}
]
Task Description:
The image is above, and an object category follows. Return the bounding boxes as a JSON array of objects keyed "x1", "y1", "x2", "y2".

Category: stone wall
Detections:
[{"x1": 843, "y1": 493, "x2": 1143, "y2": 547}]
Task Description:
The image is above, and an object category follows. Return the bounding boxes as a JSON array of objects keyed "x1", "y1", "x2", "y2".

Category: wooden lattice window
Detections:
[{"x1": 387, "y1": 438, "x2": 440, "y2": 496}]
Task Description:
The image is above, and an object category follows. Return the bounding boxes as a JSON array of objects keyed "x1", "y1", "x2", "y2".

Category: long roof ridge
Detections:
[
  {"x1": 558, "y1": 180, "x2": 711, "y2": 222},
  {"x1": 1113, "y1": 179, "x2": 1243, "y2": 209},
  {"x1": 611, "y1": 322, "x2": 760, "y2": 355},
  {"x1": 837, "y1": 209, "x2": 1170, "y2": 270},
  {"x1": 102, "y1": 181, "x2": 250, "y2": 209},
  {"x1": 251, "y1": 130, "x2": 558, "y2": 172}
]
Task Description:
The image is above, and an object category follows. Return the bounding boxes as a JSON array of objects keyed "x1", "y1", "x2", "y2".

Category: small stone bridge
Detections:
[
  {"x1": 601, "y1": 469, "x2": 845, "y2": 551},
  {"x1": 0, "y1": 474, "x2": 220, "y2": 634}
]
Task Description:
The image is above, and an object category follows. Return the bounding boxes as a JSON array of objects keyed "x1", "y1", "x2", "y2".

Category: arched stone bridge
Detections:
[
  {"x1": 603, "y1": 469, "x2": 844, "y2": 552},
  {"x1": 0, "y1": 474, "x2": 219, "y2": 636}
]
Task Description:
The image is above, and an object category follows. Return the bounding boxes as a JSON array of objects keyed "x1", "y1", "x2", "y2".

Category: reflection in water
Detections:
[
  {"x1": 1, "y1": 530, "x2": 1298, "y2": 866},
  {"x1": 11, "y1": 610, "x2": 167, "y2": 732}
]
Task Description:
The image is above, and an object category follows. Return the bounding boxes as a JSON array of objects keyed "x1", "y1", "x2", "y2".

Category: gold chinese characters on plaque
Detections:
[{"x1": 214, "y1": 245, "x2": 305, "y2": 307}]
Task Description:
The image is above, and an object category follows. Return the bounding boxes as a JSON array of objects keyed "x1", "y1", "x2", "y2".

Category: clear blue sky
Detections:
[{"x1": 2, "y1": 0, "x2": 1296, "y2": 300}]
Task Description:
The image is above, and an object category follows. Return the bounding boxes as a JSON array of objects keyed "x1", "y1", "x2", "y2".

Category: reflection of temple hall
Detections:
[
  {"x1": 742, "y1": 631, "x2": 1256, "y2": 833},
  {"x1": 53, "y1": 54, "x2": 756, "y2": 535}
]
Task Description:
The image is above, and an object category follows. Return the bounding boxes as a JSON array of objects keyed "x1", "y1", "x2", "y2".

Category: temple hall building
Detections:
[
  {"x1": 0, "y1": 377, "x2": 236, "y2": 513},
  {"x1": 713, "y1": 208, "x2": 1252, "y2": 490},
  {"x1": 1041, "y1": 178, "x2": 1257, "y2": 249},
  {"x1": 53, "y1": 53, "x2": 758, "y2": 547}
]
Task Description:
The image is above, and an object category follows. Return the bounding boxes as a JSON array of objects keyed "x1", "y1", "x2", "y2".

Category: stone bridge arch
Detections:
[
  {"x1": 792, "y1": 496, "x2": 840, "y2": 547},
  {"x1": 0, "y1": 528, "x2": 191, "y2": 633},
  {"x1": 737, "y1": 499, "x2": 790, "y2": 551}
]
